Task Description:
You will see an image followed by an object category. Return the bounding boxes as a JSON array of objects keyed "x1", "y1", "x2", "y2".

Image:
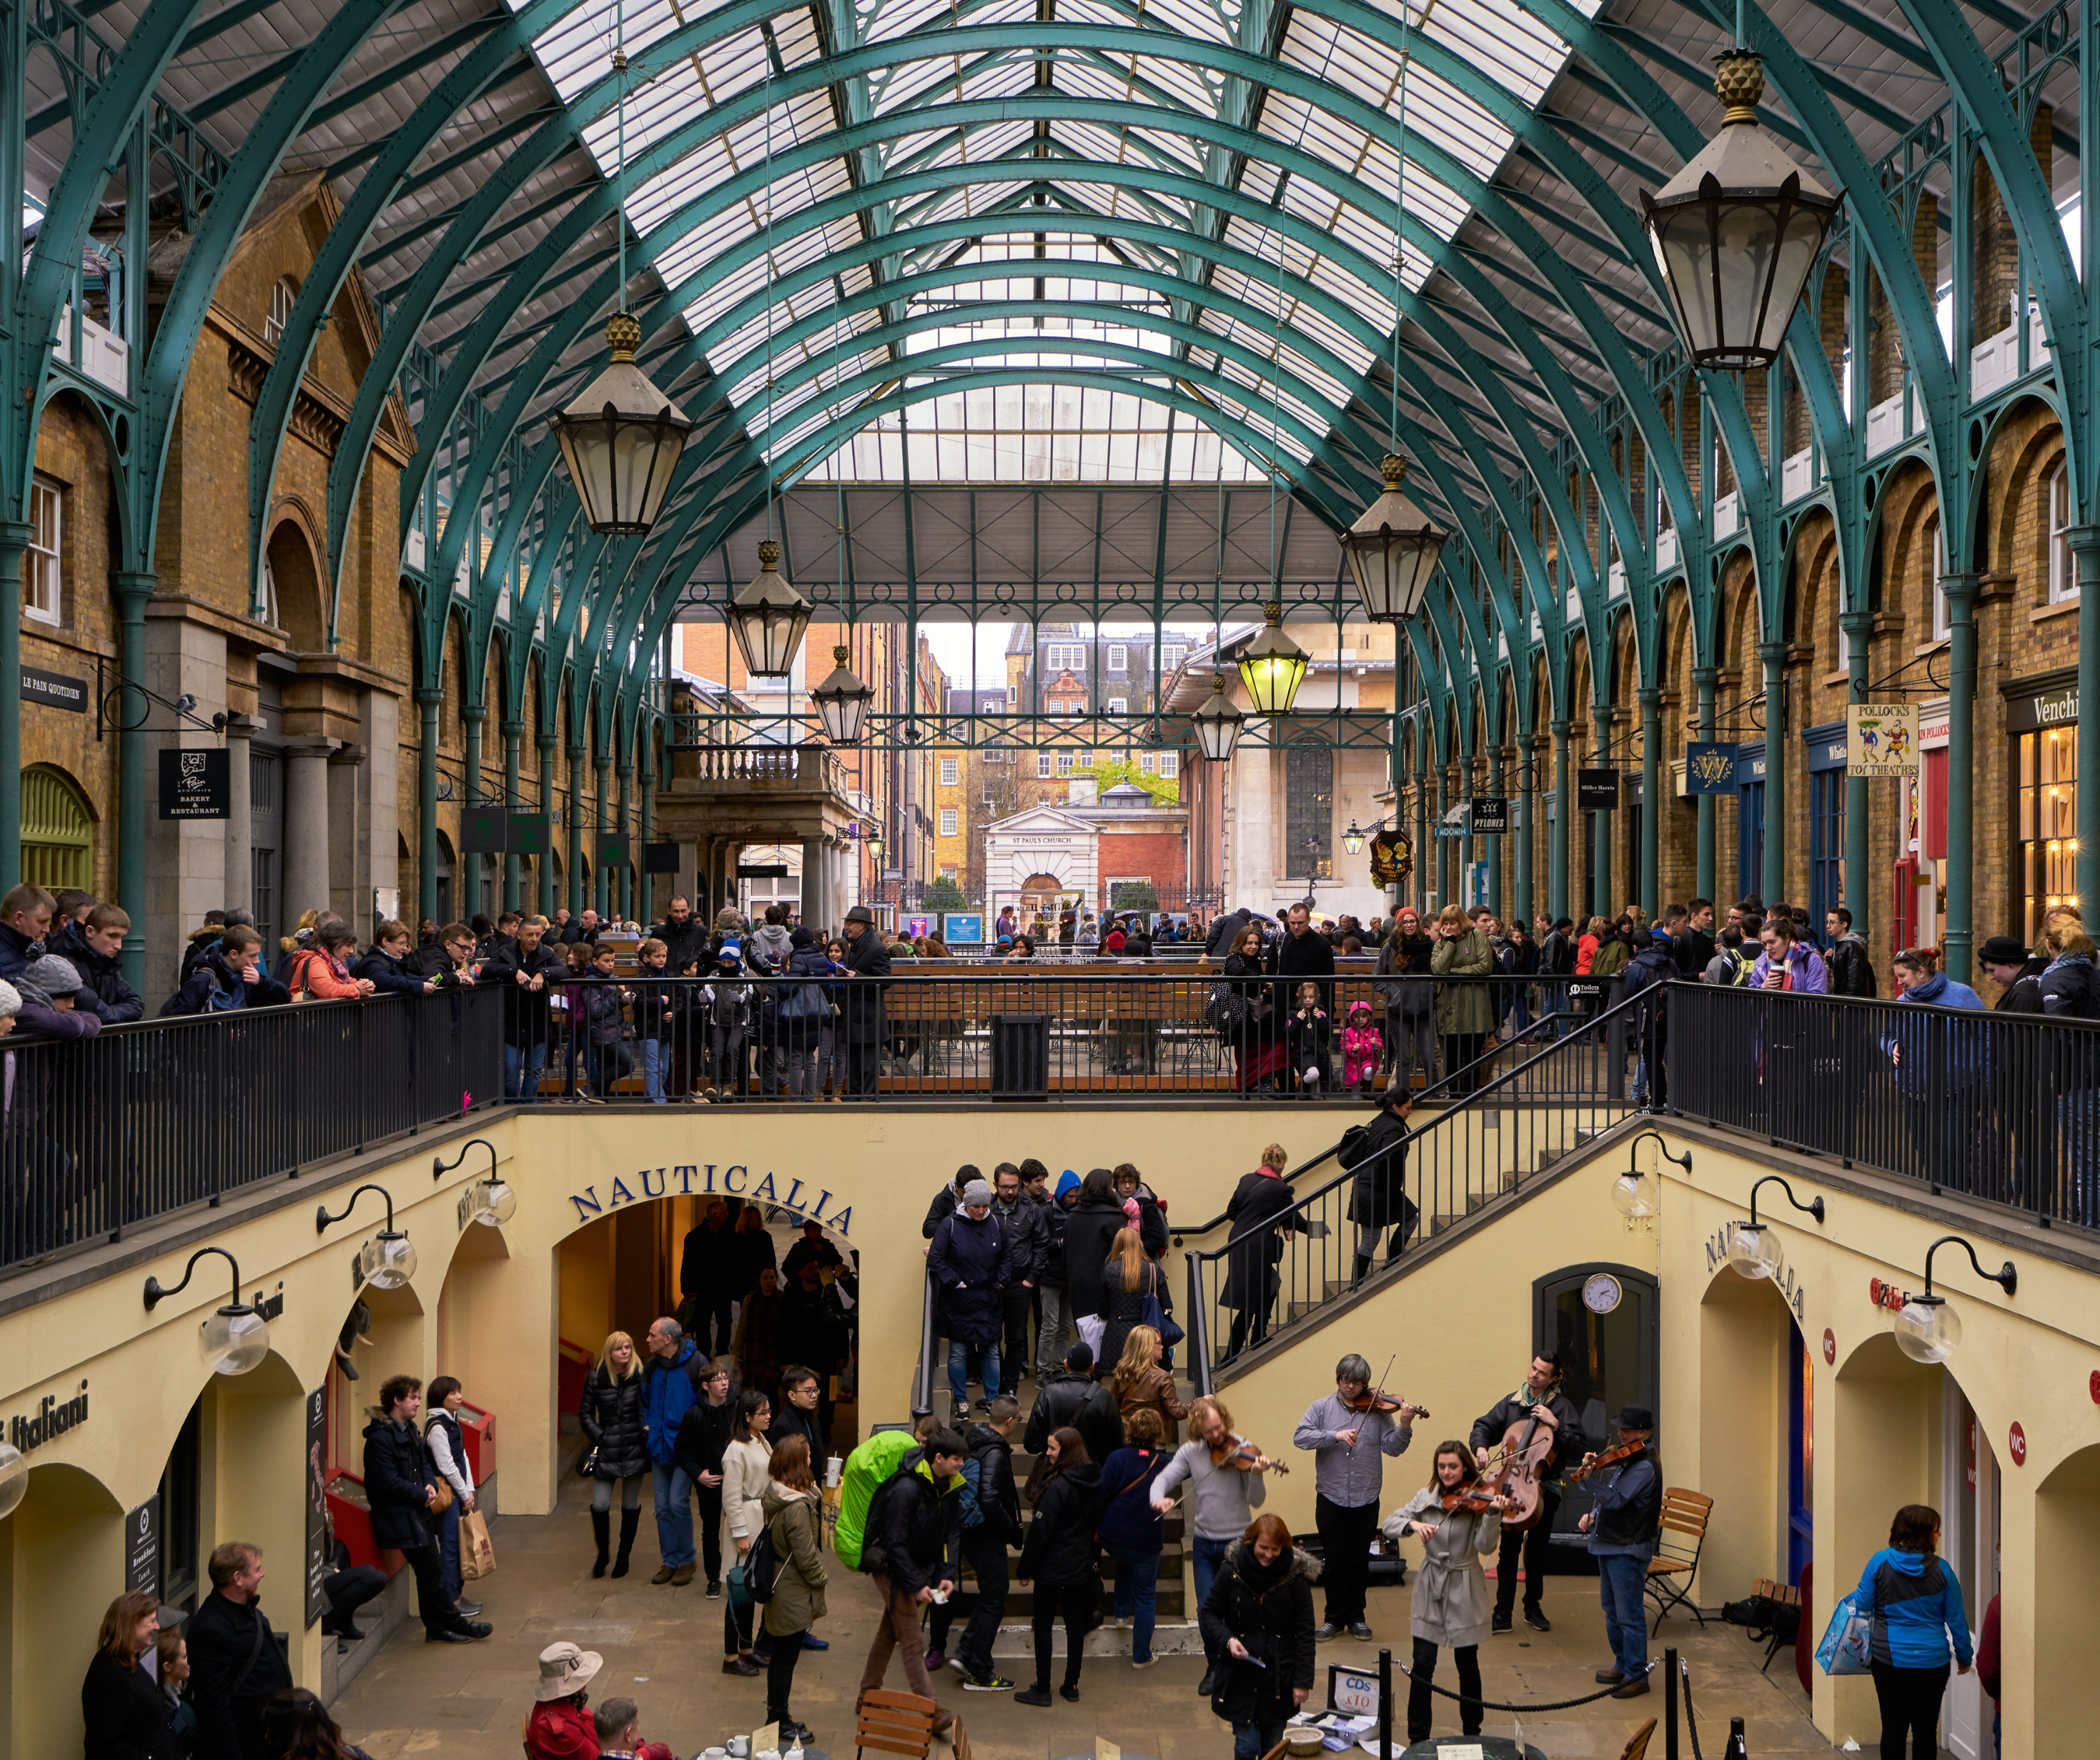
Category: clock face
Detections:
[{"x1": 1583, "y1": 1273, "x2": 1623, "y2": 1315}]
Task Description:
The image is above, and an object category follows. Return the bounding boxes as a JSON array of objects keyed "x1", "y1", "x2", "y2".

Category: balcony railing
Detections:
[{"x1": 670, "y1": 743, "x2": 849, "y2": 792}]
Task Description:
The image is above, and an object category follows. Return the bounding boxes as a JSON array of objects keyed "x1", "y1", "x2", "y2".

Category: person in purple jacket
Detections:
[
  {"x1": 14, "y1": 954, "x2": 100, "y2": 1040},
  {"x1": 1749, "y1": 915, "x2": 1828, "y2": 993}
]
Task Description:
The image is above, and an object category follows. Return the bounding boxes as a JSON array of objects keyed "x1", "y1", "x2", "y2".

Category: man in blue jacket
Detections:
[
  {"x1": 51, "y1": 903, "x2": 143, "y2": 1022},
  {"x1": 640, "y1": 1316, "x2": 703, "y2": 1584},
  {"x1": 1577, "y1": 1404, "x2": 1660, "y2": 1699},
  {"x1": 361, "y1": 1374, "x2": 490, "y2": 1644}
]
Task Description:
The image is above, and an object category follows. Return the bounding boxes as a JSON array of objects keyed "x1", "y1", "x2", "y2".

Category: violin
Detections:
[
  {"x1": 1210, "y1": 1437, "x2": 1292, "y2": 1476},
  {"x1": 1438, "y1": 1485, "x2": 1509, "y2": 1514},
  {"x1": 1341, "y1": 1352, "x2": 1425, "y2": 1418},
  {"x1": 1567, "y1": 1438, "x2": 1645, "y2": 1484}
]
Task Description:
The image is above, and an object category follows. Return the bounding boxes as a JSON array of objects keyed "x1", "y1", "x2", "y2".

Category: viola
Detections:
[
  {"x1": 1210, "y1": 1438, "x2": 1292, "y2": 1476},
  {"x1": 1567, "y1": 1439, "x2": 1645, "y2": 1484}
]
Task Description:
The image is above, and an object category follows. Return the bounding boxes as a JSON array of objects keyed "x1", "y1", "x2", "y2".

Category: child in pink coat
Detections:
[{"x1": 1342, "y1": 1000, "x2": 1385, "y2": 1093}]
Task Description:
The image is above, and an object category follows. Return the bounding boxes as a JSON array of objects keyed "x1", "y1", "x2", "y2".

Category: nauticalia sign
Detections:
[{"x1": 568, "y1": 1165, "x2": 852, "y2": 1236}]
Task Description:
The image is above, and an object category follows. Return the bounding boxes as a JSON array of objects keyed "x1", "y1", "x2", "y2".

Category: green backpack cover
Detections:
[{"x1": 832, "y1": 1428, "x2": 918, "y2": 1572}]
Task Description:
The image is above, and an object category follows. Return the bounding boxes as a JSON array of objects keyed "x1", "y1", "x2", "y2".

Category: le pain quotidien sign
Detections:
[
  {"x1": 1706, "y1": 1226, "x2": 1808, "y2": 1320},
  {"x1": 568, "y1": 1165, "x2": 851, "y2": 1236}
]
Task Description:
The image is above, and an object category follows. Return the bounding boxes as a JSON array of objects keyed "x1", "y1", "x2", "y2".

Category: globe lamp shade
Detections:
[
  {"x1": 202, "y1": 1304, "x2": 271, "y2": 1376},
  {"x1": 548, "y1": 313, "x2": 693, "y2": 534},
  {"x1": 1237, "y1": 605, "x2": 1309, "y2": 717},
  {"x1": 1893, "y1": 1293, "x2": 1961, "y2": 1364},
  {"x1": 1639, "y1": 52, "x2": 1838, "y2": 372},
  {"x1": 1342, "y1": 456, "x2": 1446, "y2": 622},
  {"x1": 470, "y1": 1178, "x2": 517, "y2": 1228},
  {"x1": 360, "y1": 1231, "x2": 418, "y2": 1291},
  {"x1": 1191, "y1": 675, "x2": 1245, "y2": 763},
  {"x1": 728, "y1": 540, "x2": 813, "y2": 679},
  {"x1": 813, "y1": 647, "x2": 875, "y2": 744},
  {"x1": 1610, "y1": 1170, "x2": 1658, "y2": 1220},
  {"x1": 1724, "y1": 1219, "x2": 1780, "y2": 1280},
  {"x1": 0, "y1": 1440, "x2": 24, "y2": 1519}
]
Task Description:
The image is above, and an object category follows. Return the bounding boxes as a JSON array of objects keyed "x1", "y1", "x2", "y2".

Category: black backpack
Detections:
[
  {"x1": 856, "y1": 1466, "x2": 918, "y2": 1575},
  {"x1": 743, "y1": 1521, "x2": 781, "y2": 1601}
]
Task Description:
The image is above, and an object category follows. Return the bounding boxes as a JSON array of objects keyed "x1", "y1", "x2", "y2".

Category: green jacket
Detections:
[
  {"x1": 1432, "y1": 926, "x2": 1496, "y2": 1035},
  {"x1": 1591, "y1": 937, "x2": 1631, "y2": 978},
  {"x1": 833, "y1": 1428, "x2": 918, "y2": 1571},
  {"x1": 761, "y1": 1480, "x2": 829, "y2": 1636}
]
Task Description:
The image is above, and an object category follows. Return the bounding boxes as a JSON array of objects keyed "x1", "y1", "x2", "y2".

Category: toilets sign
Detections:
[{"x1": 568, "y1": 1165, "x2": 852, "y2": 1236}]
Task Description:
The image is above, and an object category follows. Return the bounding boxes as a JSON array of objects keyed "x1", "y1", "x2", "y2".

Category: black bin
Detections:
[{"x1": 989, "y1": 1013, "x2": 1051, "y2": 1100}]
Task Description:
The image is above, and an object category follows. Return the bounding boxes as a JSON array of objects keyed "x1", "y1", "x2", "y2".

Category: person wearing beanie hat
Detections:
[
  {"x1": 15, "y1": 954, "x2": 99, "y2": 1043},
  {"x1": 1978, "y1": 935, "x2": 2045, "y2": 1013},
  {"x1": 0, "y1": 978, "x2": 21, "y2": 1026},
  {"x1": 928, "y1": 1176, "x2": 1011, "y2": 1422}
]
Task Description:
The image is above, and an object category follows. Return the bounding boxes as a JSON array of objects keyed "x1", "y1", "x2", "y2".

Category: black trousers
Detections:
[
  {"x1": 1869, "y1": 1659, "x2": 1949, "y2": 1760},
  {"x1": 930, "y1": 1527, "x2": 1010, "y2": 1676},
  {"x1": 999, "y1": 1286, "x2": 1034, "y2": 1394},
  {"x1": 1031, "y1": 1581, "x2": 1095, "y2": 1690},
  {"x1": 1314, "y1": 1495, "x2": 1380, "y2": 1628},
  {"x1": 1407, "y1": 1636, "x2": 1482, "y2": 1740},
  {"x1": 321, "y1": 1564, "x2": 388, "y2": 1636},
  {"x1": 846, "y1": 1040, "x2": 881, "y2": 1096},
  {"x1": 1442, "y1": 1033, "x2": 1488, "y2": 1095},
  {"x1": 402, "y1": 1540, "x2": 464, "y2": 1636},
  {"x1": 1491, "y1": 1486, "x2": 1560, "y2": 1616},
  {"x1": 766, "y1": 1626, "x2": 806, "y2": 1721},
  {"x1": 694, "y1": 1480, "x2": 725, "y2": 1583}
]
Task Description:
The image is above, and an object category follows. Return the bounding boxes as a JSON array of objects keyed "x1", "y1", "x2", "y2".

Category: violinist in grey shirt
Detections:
[{"x1": 1292, "y1": 1353, "x2": 1420, "y2": 1641}]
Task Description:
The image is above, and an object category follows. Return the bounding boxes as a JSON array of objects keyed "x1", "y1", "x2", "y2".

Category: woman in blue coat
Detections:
[
  {"x1": 928, "y1": 1179, "x2": 1011, "y2": 1421},
  {"x1": 1851, "y1": 1502, "x2": 1973, "y2": 1760}
]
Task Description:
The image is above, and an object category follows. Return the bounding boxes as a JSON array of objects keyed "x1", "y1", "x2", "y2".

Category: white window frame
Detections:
[
  {"x1": 1037, "y1": 751, "x2": 1054, "y2": 778},
  {"x1": 264, "y1": 277, "x2": 296, "y2": 347},
  {"x1": 1930, "y1": 521, "x2": 1950, "y2": 640},
  {"x1": 1055, "y1": 748, "x2": 1075, "y2": 776},
  {"x1": 1106, "y1": 697, "x2": 1127, "y2": 715},
  {"x1": 938, "y1": 807, "x2": 959, "y2": 837},
  {"x1": 2049, "y1": 463, "x2": 2075, "y2": 602},
  {"x1": 940, "y1": 757, "x2": 959, "y2": 786},
  {"x1": 1046, "y1": 642, "x2": 1086, "y2": 672},
  {"x1": 26, "y1": 476, "x2": 61, "y2": 626},
  {"x1": 1106, "y1": 643, "x2": 1128, "y2": 672},
  {"x1": 1162, "y1": 645, "x2": 1184, "y2": 669},
  {"x1": 1159, "y1": 751, "x2": 1179, "y2": 779},
  {"x1": 1140, "y1": 751, "x2": 1156, "y2": 773}
]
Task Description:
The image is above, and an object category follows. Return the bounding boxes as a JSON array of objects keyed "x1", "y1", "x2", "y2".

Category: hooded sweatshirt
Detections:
[
  {"x1": 749, "y1": 922, "x2": 795, "y2": 973},
  {"x1": 1853, "y1": 1547, "x2": 1973, "y2": 1669}
]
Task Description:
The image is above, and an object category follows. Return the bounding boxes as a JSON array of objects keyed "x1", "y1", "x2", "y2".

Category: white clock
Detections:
[{"x1": 1582, "y1": 1272, "x2": 1623, "y2": 1314}]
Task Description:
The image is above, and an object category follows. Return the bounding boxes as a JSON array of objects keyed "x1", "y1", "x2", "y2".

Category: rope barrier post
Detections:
[
  {"x1": 1378, "y1": 1646, "x2": 1393, "y2": 1759},
  {"x1": 1665, "y1": 1645, "x2": 1679, "y2": 1760}
]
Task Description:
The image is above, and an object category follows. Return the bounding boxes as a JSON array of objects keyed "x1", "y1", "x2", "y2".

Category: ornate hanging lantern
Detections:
[
  {"x1": 1341, "y1": 456, "x2": 1446, "y2": 622},
  {"x1": 1236, "y1": 604, "x2": 1309, "y2": 717},
  {"x1": 813, "y1": 646, "x2": 875, "y2": 744},
  {"x1": 1191, "y1": 675, "x2": 1246, "y2": 763},
  {"x1": 727, "y1": 540, "x2": 813, "y2": 678},
  {"x1": 548, "y1": 313, "x2": 693, "y2": 533}
]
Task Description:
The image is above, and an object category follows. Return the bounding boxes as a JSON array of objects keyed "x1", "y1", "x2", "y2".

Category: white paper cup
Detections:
[{"x1": 826, "y1": 1456, "x2": 842, "y2": 1486}]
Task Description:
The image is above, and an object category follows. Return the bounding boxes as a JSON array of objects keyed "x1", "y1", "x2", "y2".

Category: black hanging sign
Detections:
[
  {"x1": 21, "y1": 666, "x2": 88, "y2": 712},
  {"x1": 304, "y1": 1387, "x2": 330, "y2": 1628},
  {"x1": 1576, "y1": 768, "x2": 1620, "y2": 810},
  {"x1": 644, "y1": 842, "x2": 681, "y2": 874},
  {"x1": 1470, "y1": 797, "x2": 1510, "y2": 835},
  {"x1": 125, "y1": 1497, "x2": 160, "y2": 1597},
  {"x1": 157, "y1": 747, "x2": 229, "y2": 819}
]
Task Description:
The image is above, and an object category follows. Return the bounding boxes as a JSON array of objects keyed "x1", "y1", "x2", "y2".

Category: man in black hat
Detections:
[
  {"x1": 1979, "y1": 934, "x2": 2049, "y2": 1190},
  {"x1": 1575, "y1": 1404, "x2": 1660, "y2": 1698},
  {"x1": 837, "y1": 903, "x2": 891, "y2": 1098}
]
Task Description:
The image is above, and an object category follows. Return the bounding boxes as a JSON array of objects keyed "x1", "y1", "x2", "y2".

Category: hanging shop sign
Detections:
[
  {"x1": 125, "y1": 1498, "x2": 160, "y2": 1596},
  {"x1": 157, "y1": 747, "x2": 229, "y2": 819},
  {"x1": 1470, "y1": 797, "x2": 1510, "y2": 835},
  {"x1": 1683, "y1": 742, "x2": 1737, "y2": 795},
  {"x1": 1847, "y1": 703, "x2": 1916, "y2": 777},
  {"x1": 21, "y1": 665, "x2": 88, "y2": 712},
  {"x1": 1368, "y1": 827, "x2": 1410, "y2": 886},
  {"x1": 737, "y1": 863, "x2": 789, "y2": 879},
  {"x1": 644, "y1": 841, "x2": 681, "y2": 873},
  {"x1": 305, "y1": 1387, "x2": 330, "y2": 1627},
  {"x1": 1577, "y1": 769, "x2": 1620, "y2": 810}
]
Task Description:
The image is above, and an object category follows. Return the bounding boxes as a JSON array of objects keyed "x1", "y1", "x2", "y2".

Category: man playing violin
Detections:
[
  {"x1": 1574, "y1": 1404, "x2": 1661, "y2": 1699},
  {"x1": 1292, "y1": 1354, "x2": 1420, "y2": 1644},
  {"x1": 1152, "y1": 1396, "x2": 1274, "y2": 1699},
  {"x1": 1468, "y1": 1352, "x2": 1586, "y2": 1634}
]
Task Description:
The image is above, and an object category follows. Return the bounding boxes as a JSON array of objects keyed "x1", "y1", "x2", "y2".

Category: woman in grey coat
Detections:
[{"x1": 1382, "y1": 1440, "x2": 1508, "y2": 1742}]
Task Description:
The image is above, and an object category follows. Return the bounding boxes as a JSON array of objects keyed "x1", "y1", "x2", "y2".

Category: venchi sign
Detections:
[{"x1": 569, "y1": 1165, "x2": 852, "y2": 1236}]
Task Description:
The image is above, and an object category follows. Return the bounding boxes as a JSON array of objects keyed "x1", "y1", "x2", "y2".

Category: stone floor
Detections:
[{"x1": 332, "y1": 1474, "x2": 1837, "y2": 1760}]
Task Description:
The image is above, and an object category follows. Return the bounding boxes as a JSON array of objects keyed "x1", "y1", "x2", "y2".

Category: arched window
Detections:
[
  {"x1": 2047, "y1": 462, "x2": 2073, "y2": 603},
  {"x1": 263, "y1": 276, "x2": 297, "y2": 347},
  {"x1": 20, "y1": 764, "x2": 94, "y2": 890}
]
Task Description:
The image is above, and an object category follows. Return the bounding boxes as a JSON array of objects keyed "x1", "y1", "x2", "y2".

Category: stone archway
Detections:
[{"x1": 2031, "y1": 1441, "x2": 2100, "y2": 1754}]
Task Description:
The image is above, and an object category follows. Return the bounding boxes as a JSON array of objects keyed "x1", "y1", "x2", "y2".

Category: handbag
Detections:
[
  {"x1": 429, "y1": 1476, "x2": 455, "y2": 1516},
  {"x1": 575, "y1": 1443, "x2": 600, "y2": 1478},
  {"x1": 1137, "y1": 1267, "x2": 1184, "y2": 1348},
  {"x1": 460, "y1": 1508, "x2": 496, "y2": 1580},
  {"x1": 1815, "y1": 1595, "x2": 1873, "y2": 1676}
]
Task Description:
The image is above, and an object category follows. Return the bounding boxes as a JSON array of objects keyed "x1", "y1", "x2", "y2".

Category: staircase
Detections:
[{"x1": 1177, "y1": 992, "x2": 1649, "y2": 1388}]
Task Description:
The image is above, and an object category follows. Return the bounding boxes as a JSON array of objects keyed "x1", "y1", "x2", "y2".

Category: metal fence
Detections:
[
  {"x1": 1, "y1": 987, "x2": 504, "y2": 1273},
  {"x1": 1179, "y1": 992, "x2": 1646, "y2": 1383},
  {"x1": 1666, "y1": 983, "x2": 2100, "y2": 1230},
  {"x1": 492, "y1": 971, "x2": 1623, "y2": 1103}
]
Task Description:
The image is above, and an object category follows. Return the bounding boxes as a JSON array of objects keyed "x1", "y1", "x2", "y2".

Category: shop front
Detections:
[
  {"x1": 1803, "y1": 723, "x2": 1848, "y2": 930},
  {"x1": 2004, "y1": 673, "x2": 2079, "y2": 941}
]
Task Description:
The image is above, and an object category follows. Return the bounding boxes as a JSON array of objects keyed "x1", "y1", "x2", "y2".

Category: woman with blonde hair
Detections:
[
  {"x1": 1430, "y1": 904, "x2": 1495, "y2": 1097},
  {"x1": 578, "y1": 1331, "x2": 650, "y2": 1577},
  {"x1": 1096, "y1": 1225, "x2": 1170, "y2": 1373},
  {"x1": 1110, "y1": 1323, "x2": 1187, "y2": 1441}
]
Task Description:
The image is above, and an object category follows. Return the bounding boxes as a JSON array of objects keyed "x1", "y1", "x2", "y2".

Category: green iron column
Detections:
[
  {"x1": 615, "y1": 762, "x2": 633, "y2": 921},
  {"x1": 1412, "y1": 762, "x2": 1428, "y2": 917},
  {"x1": 1840, "y1": 612, "x2": 1874, "y2": 943},
  {"x1": 462, "y1": 702, "x2": 485, "y2": 810},
  {"x1": 416, "y1": 686, "x2": 442, "y2": 927},
  {"x1": 537, "y1": 729, "x2": 557, "y2": 915},
  {"x1": 594, "y1": 750, "x2": 613, "y2": 917},
  {"x1": 1515, "y1": 734, "x2": 1535, "y2": 928},
  {"x1": 567, "y1": 742, "x2": 586, "y2": 918},
  {"x1": 462, "y1": 702, "x2": 485, "y2": 918},
  {"x1": 1486, "y1": 742, "x2": 1505, "y2": 922},
  {"x1": 1550, "y1": 719, "x2": 1570, "y2": 921},
  {"x1": 1592, "y1": 706, "x2": 1613, "y2": 918},
  {"x1": 638, "y1": 747, "x2": 654, "y2": 925},
  {"x1": 0, "y1": 524, "x2": 28, "y2": 900},
  {"x1": 1693, "y1": 667, "x2": 1718, "y2": 904},
  {"x1": 1434, "y1": 764, "x2": 1450, "y2": 908},
  {"x1": 113, "y1": 570, "x2": 155, "y2": 990},
  {"x1": 2070, "y1": 529, "x2": 2100, "y2": 920},
  {"x1": 1758, "y1": 640, "x2": 1790, "y2": 910},
  {"x1": 1941, "y1": 573, "x2": 1980, "y2": 983},
  {"x1": 501, "y1": 718, "x2": 523, "y2": 910},
  {"x1": 1457, "y1": 755, "x2": 1474, "y2": 909},
  {"x1": 1639, "y1": 687, "x2": 1661, "y2": 918}
]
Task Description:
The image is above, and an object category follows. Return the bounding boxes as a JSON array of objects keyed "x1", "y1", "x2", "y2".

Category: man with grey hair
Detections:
[
  {"x1": 640, "y1": 1316, "x2": 703, "y2": 1584},
  {"x1": 1293, "y1": 1353, "x2": 1420, "y2": 1642},
  {"x1": 590, "y1": 1694, "x2": 675, "y2": 1760},
  {"x1": 927, "y1": 1178, "x2": 1011, "y2": 1425}
]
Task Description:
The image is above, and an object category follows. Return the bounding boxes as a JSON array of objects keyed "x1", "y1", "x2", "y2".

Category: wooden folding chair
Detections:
[
  {"x1": 949, "y1": 1719, "x2": 971, "y2": 1760},
  {"x1": 1750, "y1": 1576, "x2": 1803, "y2": 1673},
  {"x1": 1646, "y1": 1488, "x2": 1713, "y2": 1633},
  {"x1": 856, "y1": 1689, "x2": 938, "y2": 1760},
  {"x1": 1618, "y1": 1716, "x2": 1659, "y2": 1760}
]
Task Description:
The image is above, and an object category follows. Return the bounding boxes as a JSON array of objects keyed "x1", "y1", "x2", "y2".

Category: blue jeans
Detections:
[
  {"x1": 435, "y1": 1497, "x2": 462, "y2": 1599},
  {"x1": 1234, "y1": 1720, "x2": 1286, "y2": 1760},
  {"x1": 1104, "y1": 1541, "x2": 1161, "y2": 1663},
  {"x1": 1193, "y1": 1534, "x2": 1233, "y2": 1659},
  {"x1": 1597, "y1": 1552, "x2": 1649, "y2": 1678},
  {"x1": 947, "y1": 1339, "x2": 999, "y2": 1408},
  {"x1": 642, "y1": 1037, "x2": 667, "y2": 1102},
  {"x1": 651, "y1": 1461, "x2": 695, "y2": 1570},
  {"x1": 503, "y1": 1040, "x2": 548, "y2": 1101}
]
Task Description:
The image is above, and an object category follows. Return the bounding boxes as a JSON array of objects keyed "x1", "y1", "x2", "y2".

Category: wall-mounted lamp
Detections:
[
  {"x1": 317, "y1": 1184, "x2": 419, "y2": 1289},
  {"x1": 144, "y1": 1246, "x2": 272, "y2": 1376},
  {"x1": 435, "y1": 1138, "x2": 517, "y2": 1228},
  {"x1": 1610, "y1": 1129, "x2": 1692, "y2": 1220},
  {"x1": 1725, "y1": 1174, "x2": 1826, "y2": 1280},
  {"x1": 1894, "y1": 1235, "x2": 2017, "y2": 1364}
]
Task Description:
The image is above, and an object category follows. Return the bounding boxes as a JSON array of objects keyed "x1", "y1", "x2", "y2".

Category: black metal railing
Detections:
[
  {"x1": 1179, "y1": 991, "x2": 1649, "y2": 1379},
  {"x1": 1666, "y1": 983, "x2": 2100, "y2": 1230},
  {"x1": 0, "y1": 988, "x2": 504, "y2": 1273}
]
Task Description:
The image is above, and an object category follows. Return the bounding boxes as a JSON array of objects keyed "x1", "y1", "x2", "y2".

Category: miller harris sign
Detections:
[{"x1": 568, "y1": 1164, "x2": 853, "y2": 1236}]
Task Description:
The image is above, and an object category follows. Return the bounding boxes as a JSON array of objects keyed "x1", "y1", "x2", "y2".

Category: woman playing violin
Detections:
[
  {"x1": 1154, "y1": 1396, "x2": 1275, "y2": 1699},
  {"x1": 1382, "y1": 1442, "x2": 1510, "y2": 1745}
]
